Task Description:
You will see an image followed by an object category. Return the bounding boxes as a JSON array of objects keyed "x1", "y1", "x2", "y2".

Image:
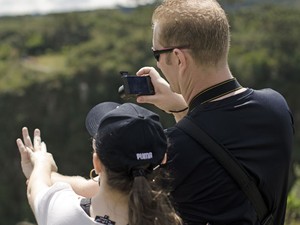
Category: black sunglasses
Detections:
[{"x1": 152, "y1": 46, "x2": 189, "y2": 62}]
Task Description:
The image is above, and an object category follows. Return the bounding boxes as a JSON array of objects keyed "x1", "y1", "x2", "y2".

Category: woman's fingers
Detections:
[
  {"x1": 16, "y1": 138, "x2": 28, "y2": 159},
  {"x1": 33, "y1": 129, "x2": 42, "y2": 152},
  {"x1": 22, "y1": 127, "x2": 34, "y2": 150},
  {"x1": 41, "y1": 141, "x2": 47, "y2": 153}
]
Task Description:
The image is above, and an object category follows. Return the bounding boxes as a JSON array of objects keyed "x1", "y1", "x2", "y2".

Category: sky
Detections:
[{"x1": 0, "y1": 0, "x2": 154, "y2": 16}]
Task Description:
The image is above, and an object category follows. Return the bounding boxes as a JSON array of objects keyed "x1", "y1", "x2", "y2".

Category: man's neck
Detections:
[{"x1": 182, "y1": 64, "x2": 234, "y2": 105}]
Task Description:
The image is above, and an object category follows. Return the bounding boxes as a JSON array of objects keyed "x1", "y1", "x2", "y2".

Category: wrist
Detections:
[
  {"x1": 33, "y1": 160, "x2": 54, "y2": 173},
  {"x1": 168, "y1": 106, "x2": 189, "y2": 114}
]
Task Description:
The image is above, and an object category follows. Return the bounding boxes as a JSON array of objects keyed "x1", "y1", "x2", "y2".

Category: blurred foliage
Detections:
[
  {"x1": 0, "y1": 2, "x2": 299, "y2": 225},
  {"x1": 286, "y1": 165, "x2": 300, "y2": 225}
]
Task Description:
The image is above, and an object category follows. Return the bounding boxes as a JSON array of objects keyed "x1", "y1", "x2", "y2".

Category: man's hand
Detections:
[{"x1": 136, "y1": 67, "x2": 188, "y2": 114}]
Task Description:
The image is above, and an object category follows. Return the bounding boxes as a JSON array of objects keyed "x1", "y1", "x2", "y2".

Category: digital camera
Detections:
[{"x1": 118, "y1": 71, "x2": 155, "y2": 98}]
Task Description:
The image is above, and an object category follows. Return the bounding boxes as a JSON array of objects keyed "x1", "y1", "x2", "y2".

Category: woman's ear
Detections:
[
  {"x1": 92, "y1": 152, "x2": 102, "y2": 174},
  {"x1": 161, "y1": 153, "x2": 167, "y2": 164}
]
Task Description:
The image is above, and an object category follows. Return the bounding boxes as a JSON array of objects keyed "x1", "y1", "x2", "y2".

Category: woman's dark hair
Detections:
[{"x1": 103, "y1": 166, "x2": 183, "y2": 225}]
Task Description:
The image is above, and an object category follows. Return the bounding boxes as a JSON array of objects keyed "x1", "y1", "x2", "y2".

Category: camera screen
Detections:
[{"x1": 126, "y1": 76, "x2": 153, "y2": 94}]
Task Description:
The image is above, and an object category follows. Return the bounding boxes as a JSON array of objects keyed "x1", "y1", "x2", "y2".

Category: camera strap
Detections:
[{"x1": 189, "y1": 78, "x2": 242, "y2": 112}]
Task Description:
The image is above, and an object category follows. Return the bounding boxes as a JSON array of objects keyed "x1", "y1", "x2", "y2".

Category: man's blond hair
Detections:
[{"x1": 152, "y1": 0, "x2": 230, "y2": 66}]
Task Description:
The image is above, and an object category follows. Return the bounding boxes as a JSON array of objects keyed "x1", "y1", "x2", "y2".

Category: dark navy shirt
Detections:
[{"x1": 166, "y1": 88, "x2": 294, "y2": 225}]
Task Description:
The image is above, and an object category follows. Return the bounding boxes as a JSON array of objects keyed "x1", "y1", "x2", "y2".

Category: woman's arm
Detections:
[
  {"x1": 17, "y1": 128, "x2": 57, "y2": 211},
  {"x1": 17, "y1": 127, "x2": 98, "y2": 198},
  {"x1": 51, "y1": 172, "x2": 98, "y2": 198}
]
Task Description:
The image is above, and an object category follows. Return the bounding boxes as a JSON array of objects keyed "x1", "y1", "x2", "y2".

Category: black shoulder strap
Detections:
[
  {"x1": 80, "y1": 198, "x2": 92, "y2": 216},
  {"x1": 176, "y1": 117, "x2": 273, "y2": 225}
]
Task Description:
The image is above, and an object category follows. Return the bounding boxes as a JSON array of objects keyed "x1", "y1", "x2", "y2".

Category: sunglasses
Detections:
[{"x1": 152, "y1": 46, "x2": 189, "y2": 62}]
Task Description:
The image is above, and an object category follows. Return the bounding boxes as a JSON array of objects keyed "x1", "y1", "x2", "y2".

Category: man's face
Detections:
[{"x1": 152, "y1": 23, "x2": 181, "y2": 93}]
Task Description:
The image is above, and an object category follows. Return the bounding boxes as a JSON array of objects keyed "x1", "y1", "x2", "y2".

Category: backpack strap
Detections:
[
  {"x1": 176, "y1": 117, "x2": 273, "y2": 225},
  {"x1": 80, "y1": 198, "x2": 92, "y2": 217}
]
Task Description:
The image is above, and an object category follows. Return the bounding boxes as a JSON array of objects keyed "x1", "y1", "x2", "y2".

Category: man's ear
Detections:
[
  {"x1": 173, "y1": 49, "x2": 189, "y2": 77},
  {"x1": 92, "y1": 152, "x2": 102, "y2": 174},
  {"x1": 174, "y1": 49, "x2": 187, "y2": 67}
]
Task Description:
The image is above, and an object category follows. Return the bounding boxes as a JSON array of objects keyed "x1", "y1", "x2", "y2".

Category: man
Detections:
[
  {"x1": 135, "y1": 0, "x2": 294, "y2": 224},
  {"x1": 18, "y1": 0, "x2": 294, "y2": 224}
]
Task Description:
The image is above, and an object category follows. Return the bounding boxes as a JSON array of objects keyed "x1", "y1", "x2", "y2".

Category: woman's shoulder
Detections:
[{"x1": 34, "y1": 183, "x2": 99, "y2": 225}]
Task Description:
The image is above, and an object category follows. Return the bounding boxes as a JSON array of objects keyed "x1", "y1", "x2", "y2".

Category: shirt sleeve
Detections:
[{"x1": 33, "y1": 182, "x2": 94, "y2": 225}]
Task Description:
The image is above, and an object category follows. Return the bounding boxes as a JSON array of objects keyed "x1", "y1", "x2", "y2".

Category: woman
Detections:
[{"x1": 17, "y1": 102, "x2": 182, "y2": 225}]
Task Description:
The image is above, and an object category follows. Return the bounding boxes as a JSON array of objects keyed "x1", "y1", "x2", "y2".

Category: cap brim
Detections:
[{"x1": 85, "y1": 102, "x2": 120, "y2": 137}]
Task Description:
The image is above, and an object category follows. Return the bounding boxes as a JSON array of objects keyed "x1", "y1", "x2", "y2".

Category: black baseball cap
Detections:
[{"x1": 85, "y1": 102, "x2": 167, "y2": 172}]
